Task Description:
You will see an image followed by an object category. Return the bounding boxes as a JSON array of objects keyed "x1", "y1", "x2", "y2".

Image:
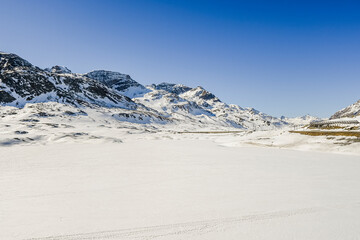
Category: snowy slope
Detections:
[
  {"x1": 179, "y1": 87, "x2": 287, "y2": 129},
  {"x1": 134, "y1": 83, "x2": 287, "y2": 130},
  {"x1": 331, "y1": 99, "x2": 360, "y2": 119},
  {"x1": 281, "y1": 114, "x2": 322, "y2": 125}
]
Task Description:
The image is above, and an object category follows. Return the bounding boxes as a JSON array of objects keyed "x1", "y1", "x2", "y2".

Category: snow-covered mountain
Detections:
[
  {"x1": 281, "y1": 114, "x2": 322, "y2": 125},
  {"x1": 135, "y1": 83, "x2": 287, "y2": 130},
  {"x1": 330, "y1": 99, "x2": 360, "y2": 119},
  {"x1": 0, "y1": 52, "x2": 136, "y2": 109},
  {"x1": 0, "y1": 51, "x2": 288, "y2": 130}
]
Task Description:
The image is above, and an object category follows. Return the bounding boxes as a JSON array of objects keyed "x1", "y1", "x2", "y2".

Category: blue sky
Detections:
[{"x1": 1, "y1": 0, "x2": 359, "y2": 117}]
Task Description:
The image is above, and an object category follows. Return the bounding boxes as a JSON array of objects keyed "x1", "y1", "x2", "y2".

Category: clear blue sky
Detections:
[{"x1": 1, "y1": 0, "x2": 359, "y2": 117}]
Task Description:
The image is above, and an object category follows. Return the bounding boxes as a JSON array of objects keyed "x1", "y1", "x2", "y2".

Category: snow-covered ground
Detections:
[
  {"x1": 1, "y1": 102, "x2": 360, "y2": 240},
  {"x1": 1, "y1": 132, "x2": 360, "y2": 240},
  {"x1": 1, "y1": 102, "x2": 358, "y2": 153}
]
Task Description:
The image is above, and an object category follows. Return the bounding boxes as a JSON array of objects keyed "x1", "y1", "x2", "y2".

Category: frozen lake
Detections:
[{"x1": 1, "y1": 139, "x2": 360, "y2": 239}]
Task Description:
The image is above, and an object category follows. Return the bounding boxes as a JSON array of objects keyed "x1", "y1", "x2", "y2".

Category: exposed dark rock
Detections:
[
  {"x1": 150, "y1": 82, "x2": 192, "y2": 95},
  {"x1": 15, "y1": 131, "x2": 28, "y2": 135},
  {"x1": 0, "y1": 90, "x2": 16, "y2": 103},
  {"x1": 0, "y1": 52, "x2": 137, "y2": 109},
  {"x1": 85, "y1": 70, "x2": 149, "y2": 98}
]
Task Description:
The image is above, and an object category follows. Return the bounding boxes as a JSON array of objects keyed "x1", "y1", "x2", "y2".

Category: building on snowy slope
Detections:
[{"x1": 310, "y1": 119, "x2": 359, "y2": 128}]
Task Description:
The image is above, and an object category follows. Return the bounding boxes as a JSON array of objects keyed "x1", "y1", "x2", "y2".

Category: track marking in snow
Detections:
[{"x1": 25, "y1": 207, "x2": 323, "y2": 240}]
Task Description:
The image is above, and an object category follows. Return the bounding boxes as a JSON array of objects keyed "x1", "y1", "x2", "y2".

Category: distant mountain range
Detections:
[{"x1": 0, "y1": 51, "x2": 328, "y2": 130}]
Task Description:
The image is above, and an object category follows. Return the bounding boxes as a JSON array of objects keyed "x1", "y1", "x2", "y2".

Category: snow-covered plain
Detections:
[
  {"x1": 1, "y1": 131, "x2": 360, "y2": 239},
  {"x1": 1, "y1": 103, "x2": 360, "y2": 240}
]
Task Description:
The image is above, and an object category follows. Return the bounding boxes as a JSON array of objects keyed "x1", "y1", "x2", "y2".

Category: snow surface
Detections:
[{"x1": 1, "y1": 138, "x2": 360, "y2": 240}]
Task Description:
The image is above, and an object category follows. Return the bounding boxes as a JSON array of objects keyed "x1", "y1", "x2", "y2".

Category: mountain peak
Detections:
[
  {"x1": 0, "y1": 52, "x2": 32, "y2": 69},
  {"x1": 150, "y1": 82, "x2": 192, "y2": 95},
  {"x1": 86, "y1": 70, "x2": 131, "y2": 82},
  {"x1": 85, "y1": 70, "x2": 149, "y2": 98},
  {"x1": 185, "y1": 86, "x2": 220, "y2": 101},
  {"x1": 45, "y1": 65, "x2": 72, "y2": 74}
]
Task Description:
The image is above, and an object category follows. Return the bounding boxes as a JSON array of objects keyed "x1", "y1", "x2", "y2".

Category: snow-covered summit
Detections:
[
  {"x1": 149, "y1": 82, "x2": 192, "y2": 95},
  {"x1": 180, "y1": 86, "x2": 221, "y2": 109},
  {"x1": 0, "y1": 52, "x2": 32, "y2": 69},
  {"x1": 85, "y1": 70, "x2": 149, "y2": 98},
  {"x1": 45, "y1": 65, "x2": 72, "y2": 74},
  {"x1": 183, "y1": 86, "x2": 219, "y2": 101}
]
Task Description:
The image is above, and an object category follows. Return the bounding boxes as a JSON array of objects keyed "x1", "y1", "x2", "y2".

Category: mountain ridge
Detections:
[
  {"x1": 0, "y1": 52, "x2": 138, "y2": 109},
  {"x1": 0, "y1": 51, "x2": 310, "y2": 130}
]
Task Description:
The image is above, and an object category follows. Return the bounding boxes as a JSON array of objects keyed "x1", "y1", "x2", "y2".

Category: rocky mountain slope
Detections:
[
  {"x1": 85, "y1": 70, "x2": 150, "y2": 98},
  {"x1": 0, "y1": 52, "x2": 136, "y2": 109},
  {"x1": 136, "y1": 83, "x2": 288, "y2": 129},
  {"x1": 330, "y1": 99, "x2": 360, "y2": 119},
  {"x1": 0, "y1": 51, "x2": 290, "y2": 130}
]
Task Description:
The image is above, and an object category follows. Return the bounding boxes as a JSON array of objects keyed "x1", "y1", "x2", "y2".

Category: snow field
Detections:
[{"x1": 1, "y1": 139, "x2": 360, "y2": 239}]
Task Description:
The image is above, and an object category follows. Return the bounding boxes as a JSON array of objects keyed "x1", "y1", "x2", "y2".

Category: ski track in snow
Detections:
[{"x1": 25, "y1": 203, "x2": 360, "y2": 240}]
